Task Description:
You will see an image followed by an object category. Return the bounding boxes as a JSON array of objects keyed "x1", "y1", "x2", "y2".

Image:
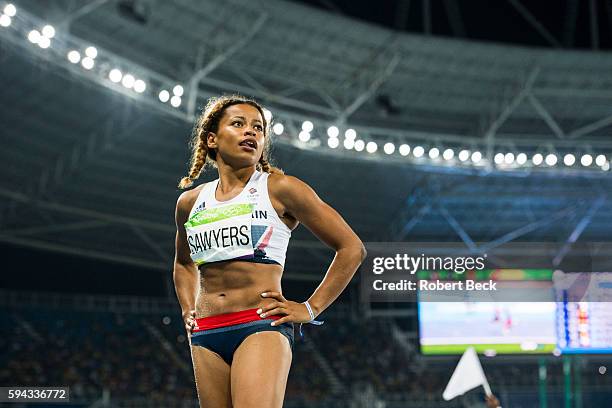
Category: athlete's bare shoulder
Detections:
[
  {"x1": 176, "y1": 183, "x2": 206, "y2": 222},
  {"x1": 267, "y1": 173, "x2": 322, "y2": 214},
  {"x1": 267, "y1": 173, "x2": 307, "y2": 196}
]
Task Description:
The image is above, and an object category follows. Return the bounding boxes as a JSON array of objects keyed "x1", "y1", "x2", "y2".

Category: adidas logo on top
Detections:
[{"x1": 193, "y1": 201, "x2": 206, "y2": 213}]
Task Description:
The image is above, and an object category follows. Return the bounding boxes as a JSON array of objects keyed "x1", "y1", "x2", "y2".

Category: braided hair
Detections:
[{"x1": 178, "y1": 95, "x2": 282, "y2": 189}]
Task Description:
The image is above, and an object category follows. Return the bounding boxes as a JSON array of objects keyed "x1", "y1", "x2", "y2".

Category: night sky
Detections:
[{"x1": 294, "y1": 0, "x2": 612, "y2": 50}]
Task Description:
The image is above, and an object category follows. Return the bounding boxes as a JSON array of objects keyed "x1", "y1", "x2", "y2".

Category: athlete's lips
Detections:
[{"x1": 239, "y1": 138, "x2": 258, "y2": 151}]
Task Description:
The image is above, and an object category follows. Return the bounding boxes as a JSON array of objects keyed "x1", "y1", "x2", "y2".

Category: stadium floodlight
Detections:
[
  {"x1": 299, "y1": 131, "x2": 311, "y2": 142},
  {"x1": 366, "y1": 142, "x2": 378, "y2": 153},
  {"x1": 327, "y1": 126, "x2": 339, "y2": 138},
  {"x1": 121, "y1": 74, "x2": 135, "y2": 88},
  {"x1": 85, "y1": 46, "x2": 97, "y2": 59},
  {"x1": 344, "y1": 128, "x2": 356, "y2": 139},
  {"x1": 42, "y1": 25, "x2": 55, "y2": 38},
  {"x1": 38, "y1": 36, "x2": 50, "y2": 49},
  {"x1": 272, "y1": 123, "x2": 284, "y2": 135},
  {"x1": 603, "y1": 162, "x2": 610, "y2": 171},
  {"x1": 0, "y1": 14, "x2": 10, "y2": 27},
  {"x1": 343, "y1": 138, "x2": 355, "y2": 149},
  {"x1": 354, "y1": 140, "x2": 365, "y2": 152},
  {"x1": 109, "y1": 69, "x2": 122, "y2": 83},
  {"x1": 383, "y1": 142, "x2": 395, "y2": 155},
  {"x1": 4, "y1": 4, "x2": 16, "y2": 17},
  {"x1": 413, "y1": 146, "x2": 424, "y2": 158},
  {"x1": 67, "y1": 50, "x2": 81, "y2": 64},
  {"x1": 158, "y1": 90, "x2": 170, "y2": 103},
  {"x1": 471, "y1": 151, "x2": 482, "y2": 163},
  {"x1": 532, "y1": 153, "x2": 543, "y2": 166},
  {"x1": 398, "y1": 144, "x2": 410, "y2": 156},
  {"x1": 504, "y1": 152, "x2": 514, "y2": 164},
  {"x1": 516, "y1": 153, "x2": 527, "y2": 165},
  {"x1": 170, "y1": 95, "x2": 181, "y2": 107},
  {"x1": 133, "y1": 79, "x2": 146, "y2": 93},
  {"x1": 581, "y1": 154, "x2": 593, "y2": 166},
  {"x1": 428, "y1": 147, "x2": 439, "y2": 159},
  {"x1": 328, "y1": 137, "x2": 339, "y2": 148},
  {"x1": 458, "y1": 150, "x2": 470, "y2": 162},
  {"x1": 81, "y1": 56, "x2": 94, "y2": 70},
  {"x1": 494, "y1": 153, "x2": 504, "y2": 164},
  {"x1": 263, "y1": 108, "x2": 272, "y2": 122},
  {"x1": 545, "y1": 153, "x2": 557, "y2": 166},
  {"x1": 443, "y1": 148, "x2": 454, "y2": 160},
  {"x1": 172, "y1": 84, "x2": 183, "y2": 96},
  {"x1": 301, "y1": 120, "x2": 313, "y2": 132},
  {"x1": 563, "y1": 154, "x2": 576, "y2": 166},
  {"x1": 596, "y1": 154, "x2": 607, "y2": 167},
  {"x1": 28, "y1": 30, "x2": 41, "y2": 44}
]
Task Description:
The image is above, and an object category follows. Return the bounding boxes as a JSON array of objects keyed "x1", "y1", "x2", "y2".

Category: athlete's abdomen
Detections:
[{"x1": 195, "y1": 261, "x2": 283, "y2": 317}]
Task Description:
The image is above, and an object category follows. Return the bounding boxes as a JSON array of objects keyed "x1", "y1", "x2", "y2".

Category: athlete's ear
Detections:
[{"x1": 206, "y1": 131, "x2": 218, "y2": 150}]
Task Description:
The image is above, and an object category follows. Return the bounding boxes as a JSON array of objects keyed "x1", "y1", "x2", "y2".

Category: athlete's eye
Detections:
[
  {"x1": 232, "y1": 121, "x2": 243, "y2": 127},
  {"x1": 254, "y1": 125, "x2": 263, "y2": 132}
]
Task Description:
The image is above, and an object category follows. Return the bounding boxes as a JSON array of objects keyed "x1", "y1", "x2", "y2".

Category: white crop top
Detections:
[{"x1": 184, "y1": 170, "x2": 292, "y2": 267}]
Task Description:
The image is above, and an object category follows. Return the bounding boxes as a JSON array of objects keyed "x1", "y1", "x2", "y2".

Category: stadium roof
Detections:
[{"x1": 2, "y1": 0, "x2": 612, "y2": 279}]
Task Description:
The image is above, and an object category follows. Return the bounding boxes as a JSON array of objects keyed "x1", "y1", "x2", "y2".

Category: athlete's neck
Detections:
[{"x1": 217, "y1": 165, "x2": 256, "y2": 194}]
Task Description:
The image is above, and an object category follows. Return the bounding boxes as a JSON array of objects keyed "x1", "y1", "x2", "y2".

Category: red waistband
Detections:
[{"x1": 193, "y1": 308, "x2": 281, "y2": 332}]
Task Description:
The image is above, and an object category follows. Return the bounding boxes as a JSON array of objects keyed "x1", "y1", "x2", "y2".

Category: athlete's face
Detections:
[{"x1": 208, "y1": 104, "x2": 266, "y2": 168}]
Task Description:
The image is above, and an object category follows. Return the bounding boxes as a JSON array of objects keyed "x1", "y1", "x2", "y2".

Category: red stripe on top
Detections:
[
  {"x1": 257, "y1": 226, "x2": 274, "y2": 251},
  {"x1": 193, "y1": 308, "x2": 280, "y2": 332}
]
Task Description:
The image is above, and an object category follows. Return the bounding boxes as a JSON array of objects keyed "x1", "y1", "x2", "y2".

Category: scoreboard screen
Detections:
[{"x1": 418, "y1": 271, "x2": 612, "y2": 355}]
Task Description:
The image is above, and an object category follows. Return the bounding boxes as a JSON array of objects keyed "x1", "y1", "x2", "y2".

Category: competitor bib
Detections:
[{"x1": 184, "y1": 203, "x2": 254, "y2": 265}]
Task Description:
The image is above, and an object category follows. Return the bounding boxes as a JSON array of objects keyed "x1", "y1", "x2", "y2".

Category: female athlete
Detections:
[{"x1": 174, "y1": 95, "x2": 365, "y2": 407}]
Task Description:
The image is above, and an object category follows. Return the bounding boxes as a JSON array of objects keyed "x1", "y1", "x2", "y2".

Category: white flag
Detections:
[{"x1": 443, "y1": 347, "x2": 491, "y2": 400}]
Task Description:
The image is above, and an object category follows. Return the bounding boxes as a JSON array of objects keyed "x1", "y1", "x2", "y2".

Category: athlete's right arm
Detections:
[{"x1": 173, "y1": 191, "x2": 199, "y2": 332}]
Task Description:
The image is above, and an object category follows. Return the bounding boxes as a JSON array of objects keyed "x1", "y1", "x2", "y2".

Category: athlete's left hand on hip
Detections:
[{"x1": 257, "y1": 291, "x2": 312, "y2": 326}]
